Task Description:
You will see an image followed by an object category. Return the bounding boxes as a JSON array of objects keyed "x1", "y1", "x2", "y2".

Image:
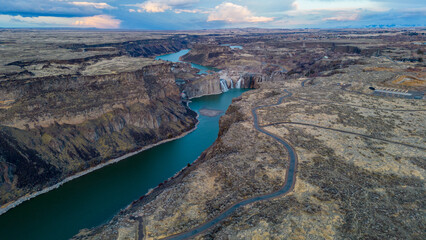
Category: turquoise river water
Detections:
[
  {"x1": 155, "y1": 49, "x2": 219, "y2": 74},
  {"x1": 0, "y1": 51, "x2": 247, "y2": 240}
]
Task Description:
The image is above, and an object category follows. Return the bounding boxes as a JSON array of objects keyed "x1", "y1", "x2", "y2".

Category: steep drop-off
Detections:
[
  {"x1": 0, "y1": 63, "x2": 197, "y2": 208},
  {"x1": 180, "y1": 44, "x2": 233, "y2": 67},
  {"x1": 73, "y1": 57, "x2": 425, "y2": 240}
]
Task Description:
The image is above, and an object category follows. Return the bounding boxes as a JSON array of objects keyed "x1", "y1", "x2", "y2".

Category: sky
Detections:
[{"x1": 0, "y1": 0, "x2": 425, "y2": 29}]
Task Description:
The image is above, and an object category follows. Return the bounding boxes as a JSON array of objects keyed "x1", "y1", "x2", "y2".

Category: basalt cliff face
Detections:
[
  {"x1": 181, "y1": 44, "x2": 286, "y2": 90},
  {"x1": 180, "y1": 44, "x2": 233, "y2": 67},
  {"x1": 2, "y1": 28, "x2": 425, "y2": 239},
  {"x1": 181, "y1": 74, "x2": 222, "y2": 98},
  {"x1": 74, "y1": 59, "x2": 425, "y2": 240},
  {"x1": 170, "y1": 62, "x2": 222, "y2": 99},
  {"x1": 0, "y1": 32, "x2": 201, "y2": 209},
  {"x1": 73, "y1": 29, "x2": 425, "y2": 240}
]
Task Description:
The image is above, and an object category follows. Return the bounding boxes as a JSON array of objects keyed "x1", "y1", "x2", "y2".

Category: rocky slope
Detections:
[
  {"x1": 170, "y1": 62, "x2": 222, "y2": 99},
  {"x1": 2, "y1": 28, "x2": 425, "y2": 239},
  {"x1": 181, "y1": 74, "x2": 222, "y2": 98},
  {"x1": 73, "y1": 54, "x2": 425, "y2": 240},
  {"x1": 181, "y1": 44, "x2": 278, "y2": 90},
  {"x1": 1, "y1": 30, "x2": 262, "y2": 209},
  {"x1": 181, "y1": 44, "x2": 233, "y2": 67},
  {"x1": 0, "y1": 34, "x2": 201, "y2": 209}
]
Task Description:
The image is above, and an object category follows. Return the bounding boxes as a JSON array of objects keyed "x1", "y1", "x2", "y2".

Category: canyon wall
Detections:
[
  {"x1": 181, "y1": 44, "x2": 233, "y2": 67},
  {"x1": 0, "y1": 63, "x2": 197, "y2": 207},
  {"x1": 170, "y1": 62, "x2": 223, "y2": 99},
  {"x1": 182, "y1": 75, "x2": 222, "y2": 98}
]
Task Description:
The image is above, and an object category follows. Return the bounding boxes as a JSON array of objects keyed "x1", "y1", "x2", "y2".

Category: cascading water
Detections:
[
  {"x1": 236, "y1": 77, "x2": 243, "y2": 89},
  {"x1": 220, "y1": 79, "x2": 229, "y2": 92},
  {"x1": 230, "y1": 79, "x2": 234, "y2": 89}
]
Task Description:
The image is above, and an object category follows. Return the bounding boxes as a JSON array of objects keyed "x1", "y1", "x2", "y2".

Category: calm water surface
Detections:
[
  {"x1": 155, "y1": 49, "x2": 219, "y2": 74},
  {"x1": 0, "y1": 51, "x2": 248, "y2": 240}
]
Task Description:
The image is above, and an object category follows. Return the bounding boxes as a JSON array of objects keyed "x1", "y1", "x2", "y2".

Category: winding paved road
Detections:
[
  {"x1": 163, "y1": 81, "x2": 424, "y2": 239},
  {"x1": 163, "y1": 90, "x2": 298, "y2": 240}
]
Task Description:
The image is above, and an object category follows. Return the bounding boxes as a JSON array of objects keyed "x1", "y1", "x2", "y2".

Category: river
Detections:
[
  {"x1": 0, "y1": 51, "x2": 247, "y2": 240},
  {"x1": 155, "y1": 49, "x2": 219, "y2": 74}
]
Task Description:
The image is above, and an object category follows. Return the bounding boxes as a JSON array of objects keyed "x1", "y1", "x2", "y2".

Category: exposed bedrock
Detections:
[
  {"x1": 219, "y1": 70, "x2": 277, "y2": 90},
  {"x1": 11, "y1": 36, "x2": 191, "y2": 66},
  {"x1": 181, "y1": 44, "x2": 234, "y2": 67},
  {"x1": 0, "y1": 63, "x2": 198, "y2": 207},
  {"x1": 168, "y1": 62, "x2": 222, "y2": 99},
  {"x1": 72, "y1": 89, "x2": 290, "y2": 240},
  {"x1": 238, "y1": 73, "x2": 271, "y2": 89},
  {"x1": 74, "y1": 72, "x2": 426, "y2": 239},
  {"x1": 1, "y1": 36, "x2": 192, "y2": 82},
  {"x1": 181, "y1": 74, "x2": 222, "y2": 98},
  {"x1": 180, "y1": 44, "x2": 281, "y2": 90}
]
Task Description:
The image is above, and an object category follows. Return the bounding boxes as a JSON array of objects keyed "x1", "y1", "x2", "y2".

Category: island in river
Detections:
[
  {"x1": 198, "y1": 109, "x2": 223, "y2": 117},
  {"x1": 0, "y1": 32, "x2": 247, "y2": 240}
]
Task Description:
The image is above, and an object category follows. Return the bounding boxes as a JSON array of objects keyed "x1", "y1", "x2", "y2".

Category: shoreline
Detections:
[
  {"x1": 0, "y1": 50, "x2": 235, "y2": 216},
  {"x1": 0, "y1": 118, "x2": 200, "y2": 216},
  {"x1": 83, "y1": 88, "x2": 249, "y2": 238}
]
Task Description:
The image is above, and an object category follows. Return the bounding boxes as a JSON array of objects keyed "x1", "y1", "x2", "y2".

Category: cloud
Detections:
[
  {"x1": 207, "y1": 2, "x2": 274, "y2": 23},
  {"x1": 174, "y1": 9, "x2": 205, "y2": 14},
  {"x1": 129, "y1": 0, "x2": 199, "y2": 13},
  {"x1": 138, "y1": 2, "x2": 172, "y2": 13},
  {"x1": 0, "y1": 0, "x2": 108, "y2": 17},
  {"x1": 72, "y1": 15, "x2": 121, "y2": 28},
  {"x1": 70, "y1": 2, "x2": 116, "y2": 10},
  {"x1": 356, "y1": 8, "x2": 426, "y2": 26},
  {"x1": 280, "y1": 0, "x2": 387, "y2": 27},
  {"x1": 0, "y1": 14, "x2": 121, "y2": 29},
  {"x1": 1, "y1": 0, "x2": 425, "y2": 30},
  {"x1": 323, "y1": 12, "x2": 360, "y2": 21},
  {"x1": 291, "y1": 0, "x2": 385, "y2": 12}
]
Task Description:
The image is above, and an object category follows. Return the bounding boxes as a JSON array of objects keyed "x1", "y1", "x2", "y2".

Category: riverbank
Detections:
[
  {"x1": 0, "y1": 89, "x2": 248, "y2": 240},
  {"x1": 0, "y1": 117, "x2": 200, "y2": 216},
  {"x1": 0, "y1": 48, "x2": 211, "y2": 216}
]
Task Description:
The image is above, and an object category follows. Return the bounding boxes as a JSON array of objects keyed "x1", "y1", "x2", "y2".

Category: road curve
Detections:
[{"x1": 163, "y1": 90, "x2": 298, "y2": 240}]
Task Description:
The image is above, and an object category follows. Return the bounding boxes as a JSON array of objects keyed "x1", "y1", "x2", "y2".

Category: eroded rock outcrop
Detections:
[
  {"x1": 0, "y1": 63, "x2": 197, "y2": 207},
  {"x1": 180, "y1": 44, "x2": 233, "y2": 67},
  {"x1": 169, "y1": 62, "x2": 222, "y2": 98},
  {"x1": 73, "y1": 56, "x2": 425, "y2": 240},
  {"x1": 181, "y1": 74, "x2": 222, "y2": 98}
]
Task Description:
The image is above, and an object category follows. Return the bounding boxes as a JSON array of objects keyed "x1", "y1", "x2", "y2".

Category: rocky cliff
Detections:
[
  {"x1": 73, "y1": 56, "x2": 425, "y2": 240},
  {"x1": 169, "y1": 62, "x2": 222, "y2": 99},
  {"x1": 181, "y1": 74, "x2": 222, "y2": 98},
  {"x1": 0, "y1": 63, "x2": 197, "y2": 208},
  {"x1": 180, "y1": 44, "x2": 232, "y2": 67},
  {"x1": 181, "y1": 44, "x2": 284, "y2": 90}
]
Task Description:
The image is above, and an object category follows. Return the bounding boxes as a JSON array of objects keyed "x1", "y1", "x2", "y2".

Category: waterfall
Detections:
[
  {"x1": 220, "y1": 79, "x2": 229, "y2": 92},
  {"x1": 236, "y1": 77, "x2": 243, "y2": 89},
  {"x1": 230, "y1": 79, "x2": 234, "y2": 89}
]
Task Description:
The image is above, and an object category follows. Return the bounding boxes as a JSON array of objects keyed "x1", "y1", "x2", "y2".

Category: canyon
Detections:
[
  {"x1": 0, "y1": 28, "x2": 425, "y2": 240},
  {"x1": 0, "y1": 31, "x2": 204, "y2": 210}
]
